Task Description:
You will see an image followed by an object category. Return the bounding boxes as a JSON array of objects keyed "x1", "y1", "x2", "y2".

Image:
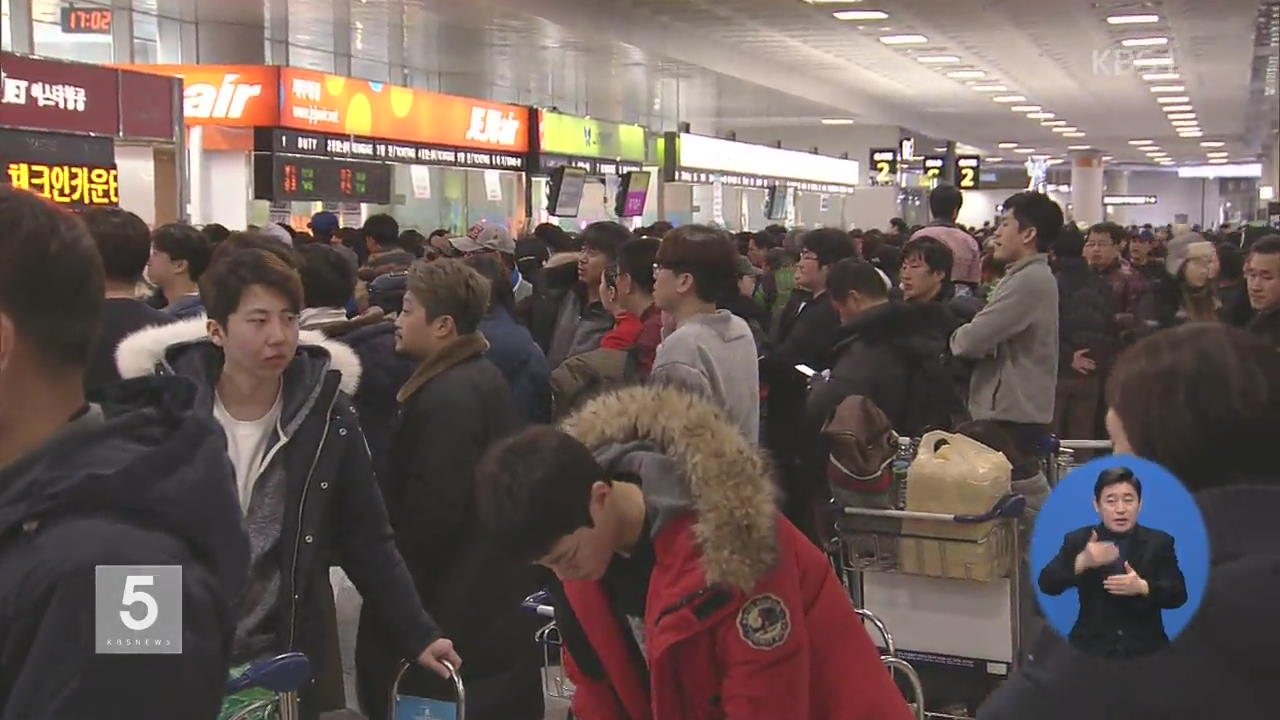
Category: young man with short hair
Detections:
[
  {"x1": 651, "y1": 224, "x2": 760, "y2": 442},
  {"x1": 0, "y1": 187, "x2": 249, "y2": 718},
  {"x1": 475, "y1": 386, "x2": 914, "y2": 720},
  {"x1": 528, "y1": 221, "x2": 628, "y2": 368},
  {"x1": 358, "y1": 259, "x2": 542, "y2": 720},
  {"x1": 358, "y1": 213, "x2": 414, "y2": 282},
  {"x1": 950, "y1": 191, "x2": 1062, "y2": 459},
  {"x1": 82, "y1": 207, "x2": 172, "y2": 392},
  {"x1": 149, "y1": 222, "x2": 212, "y2": 319},
  {"x1": 911, "y1": 184, "x2": 982, "y2": 291},
  {"x1": 762, "y1": 228, "x2": 856, "y2": 538},
  {"x1": 1127, "y1": 230, "x2": 1166, "y2": 284},
  {"x1": 1244, "y1": 235, "x2": 1280, "y2": 347},
  {"x1": 118, "y1": 248, "x2": 458, "y2": 718},
  {"x1": 900, "y1": 235, "x2": 984, "y2": 327}
]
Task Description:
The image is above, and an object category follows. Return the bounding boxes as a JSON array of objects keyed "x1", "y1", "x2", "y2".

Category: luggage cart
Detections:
[
  {"x1": 389, "y1": 659, "x2": 465, "y2": 720},
  {"x1": 522, "y1": 592, "x2": 575, "y2": 704},
  {"x1": 221, "y1": 652, "x2": 310, "y2": 720},
  {"x1": 832, "y1": 494, "x2": 1027, "y2": 719},
  {"x1": 857, "y1": 607, "x2": 926, "y2": 720},
  {"x1": 1047, "y1": 439, "x2": 1114, "y2": 487}
]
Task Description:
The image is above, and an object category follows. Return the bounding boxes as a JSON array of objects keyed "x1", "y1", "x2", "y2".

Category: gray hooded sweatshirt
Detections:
[{"x1": 650, "y1": 309, "x2": 760, "y2": 443}]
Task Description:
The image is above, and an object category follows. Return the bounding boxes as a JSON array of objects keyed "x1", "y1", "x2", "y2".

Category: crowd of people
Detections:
[{"x1": 1, "y1": 180, "x2": 1278, "y2": 720}]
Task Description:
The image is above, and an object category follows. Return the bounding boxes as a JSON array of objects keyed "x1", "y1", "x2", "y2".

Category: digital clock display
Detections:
[
  {"x1": 60, "y1": 7, "x2": 113, "y2": 34},
  {"x1": 253, "y1": 153, "x2": 391, "y2": 204}
]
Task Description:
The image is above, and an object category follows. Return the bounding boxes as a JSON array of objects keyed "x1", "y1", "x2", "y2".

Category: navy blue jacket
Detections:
[{"x1": 480, "y1": 307, "x2": 553, "y2": 424}]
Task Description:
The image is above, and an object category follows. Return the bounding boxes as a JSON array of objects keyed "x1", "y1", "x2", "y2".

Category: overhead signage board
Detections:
[
  {"x1": 540, "y1": 153, "x2": 642, "y2": 177},
  {"x1": 1103, "y1": 194, "x2": 1158, "y2": 206},
  {"x1": 869, "y1": 148, "x2": 897, "y2": 185},
  {"x1": 956, "y1": 155, "x2": 982, "y2": 189},
  {"x1": 538, "y1": 110, "x2": 647, "y2": 166},
  {"x1": 118, "y1": 64, "x2": 280, "y2": 127},
  {"x1": 256, "y1": 128, "x2": 525, "y2": 171},
  {"x1": 0, "y1": 129, "x2": 117, "y2": 207},
  {"x1": 279, "y1": 68, "x2": 529, "y2": 153},
  {"x1": 922, "y1": 156, "x2": 945, "y2": 180},
  {"x1": 899, "y1": 137, "x2": 916, "y2": 162},
  {"x1": 671, "y1": 133, "x2": 859, "y2": 193},
  {"x1": 0, "y1": 52, "x2": 119, "y2": 136},
  {"x1": 252, "y1": 153, "x2": 392, "y2": 204}
]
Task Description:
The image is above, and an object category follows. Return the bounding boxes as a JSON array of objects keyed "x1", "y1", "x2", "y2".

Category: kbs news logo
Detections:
[{"x1": 1091, "y1": 47, "x2": 1178, "y2": 77}]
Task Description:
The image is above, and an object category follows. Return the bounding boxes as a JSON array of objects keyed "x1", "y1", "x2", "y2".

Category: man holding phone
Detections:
[{"x1": 1038, "y1": 467, "x2": 1187, "y2": 658}]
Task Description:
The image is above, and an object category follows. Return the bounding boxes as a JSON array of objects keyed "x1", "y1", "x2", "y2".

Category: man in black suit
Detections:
[{"x1": 1038, "y1": 467, "x2": 1187, "y2": 658}]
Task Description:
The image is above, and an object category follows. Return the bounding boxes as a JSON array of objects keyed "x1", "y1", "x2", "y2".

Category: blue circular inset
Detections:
[{"x1": 1030, "y1": 454, "x2": 1210, "y2": 651}]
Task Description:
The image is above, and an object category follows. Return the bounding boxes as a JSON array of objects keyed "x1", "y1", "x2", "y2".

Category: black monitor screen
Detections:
[
  {"x1": 548, "y1": 166, "x2": 588, "y2": 217},
  {"x1": 615, "y1": 171, "x2": 651, "y2": 217}
]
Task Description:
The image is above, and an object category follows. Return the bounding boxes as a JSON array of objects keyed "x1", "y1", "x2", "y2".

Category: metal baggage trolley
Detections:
[
  {"x1": 1047, "y1": 439, "x2": 1114, "y2": 487},
  {"x1": 221, "y1": 652, "x2": 310, "y2": 720},
  {"x1": 522, "y1": 591, "x2": 575, "y2": 717},
  {"x1": 389, "y1": 659, "x2": 465, "y2": 720},
  {"x1": 831, "y1": 493, "x2": 1027, "y2": 720}
]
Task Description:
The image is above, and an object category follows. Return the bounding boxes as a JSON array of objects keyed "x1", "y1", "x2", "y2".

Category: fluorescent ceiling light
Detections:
[
  {"x1": 1200, "y1": 141, "x2": 1226, "y2": 147},
  {"x1": 1179, "y1": 163, "x2": 1262, "y2": 178},
  {"x1": 1122, "y1": 37, "x2": 1169, "y2": 47},
  {"x1": 820, "y1": 118, "x2": 856, "y2": 125},
  {"x1": 1178, "y1": 131, "x2": 1204, "y2": 137},
  {"x1": 947, "y1": 70, "x2": 986, "y2": 79},
  {"x1": 1133, "y1": 57, "x2": 1175, "y2": 67},
  {"x1": 1170, "y1": 120, "x2": 1199, "y2": 127},
  {"x1": 1067, "y1": 145, "x2": 1092, "y2": 150},
  {"x1": 1206, "y1": 151, "x2": 1230, "y2": 158},
  {"x1": 1146, "y1": 152, "x2": 1168, "y2": 157},
  {"x1": 916, "y1": 55, "x2": 961, "y2": 64},
  {"x1": 1157, "y1": 96, "x2": 1191, "y2": 104},
  {"x1": 993, "y1": 95, "x2": 1027, "y2": 102},
  {"x1": 972, "y1": 84, "x2": 1009, "y2": 92},
  {"x1": 986, "y1": 156, "x2": 1003, "y2": 162},
  {"x1": 833, "y1": 10, "x2": 890, "y2": 20},
  {"x1": 1166, "y1": 113, "x2": 1197, "y2": 120},
  {"x1": 1042, "y1": 120, "x2": 1068, "y2": 126},
  {"x1": 1026, "y1": 112, "x2": 1055, "y2": 119},
  {"x1": 880, "y1": 34, "x2": 929, "y2": 45},
  {"x1": 997, "y1": 142, "x2": 1019, "y2": 148},
  {"x1": 1142, "y1": 72, "x2": 1181, "y2": 81},
  {"x1": 1129, "y1": 139, "x2": 1155, "y2": 145},
  {"x1": 1009, "y1": 105, "x2": 1041, "y2": 112},
  {"x1": 1149, "y1": 85, "x2": 1186, "y2": 93},
  {"x1": 1208, "y1": 158, "x2": 1230, "y2": 164},
  {"x1": 1062, "y1": 132, "x2": 1087, "y2": 138},
  {"x1": 1052, "y1": 126, "x2": 1078, "y2": 132},
  {"x1": 1162, "y1": 105, "x2": 1194, "y2": 112},
  {"x1": 1107, "y1": 14, "x2": 1160, "y2": 24},
  {"x1": 1014, "y1": 148, "x2": 1036, "y2": 154}
]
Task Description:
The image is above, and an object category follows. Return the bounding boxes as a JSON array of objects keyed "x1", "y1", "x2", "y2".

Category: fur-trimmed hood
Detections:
[
  {"x1": 560, "y1": 384, "x2": 777, "y2": 591},
  {"x1": 115, "y1": 315, "x2": 362, "y2": 397}
]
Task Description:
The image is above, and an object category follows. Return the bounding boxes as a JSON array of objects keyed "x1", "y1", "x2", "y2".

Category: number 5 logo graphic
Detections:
[{"x1": 120, "y1": 575, "x2": 159, "y2": 631}]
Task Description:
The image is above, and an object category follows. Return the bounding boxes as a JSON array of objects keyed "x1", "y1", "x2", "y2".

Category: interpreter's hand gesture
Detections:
[
  {"x1": 1075, "y1": 530, "x2": 1120, "y2": 573},
  {"x1": 1103, "y1": 562, "x2": 1150, "y2": 597}
]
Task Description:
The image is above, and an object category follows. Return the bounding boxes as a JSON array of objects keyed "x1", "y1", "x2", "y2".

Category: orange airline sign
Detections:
[
  {"x1": 278, "y1": 68, "x2": 529, "y2": 153},
  {"x1": 115, "y1": 65, "x2": 280, "y2": 127}
]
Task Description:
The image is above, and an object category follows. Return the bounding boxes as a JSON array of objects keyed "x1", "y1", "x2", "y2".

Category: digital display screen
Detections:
[
  {"x1": 869, "y1": 148, "x2": 898, "y2": 185},
  {"x1": 252, "y1": 154, "x2": 392, "y2": 203},
  {"x1": 548, "y1": 166, "x2": 587, "y2": 217},
  {"x1": 617, "y1": 171, "x2": 650, "y2": 217},
  {"x1": 61, "y1": 7, "x2": 113, "y2": 34},
  {"x1": 956, "y1": 155, "x2": 982, "y2": 189},
  {"x1": 5, "y1": 161, "x2": 118, "y2": 206},
  {"x1": 765, "y1": 185, "x2": 791, "y2": 220}
]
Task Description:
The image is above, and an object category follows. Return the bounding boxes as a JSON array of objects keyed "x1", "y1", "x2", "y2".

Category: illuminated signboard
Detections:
[
  {"x1": 252, "y1": 153, "x2": 392, "y2": 204},
  {"x1": 61, "y1": 7, "x2": 114, "y2": 34},
  {"x1": 1103, "y1": 195, "x2": 1158, "y2": 206},
  {"x1": 0, "y1": 128, "x2": 117, "y2": 206},
  {"x1": 255, "y1": 128, "x2": 525, "y2": 171},
  {"x1": 869, "y1": 148, "x2": 898, "y2": 185},
  {"x1": 956, "y1": 155, "x2": 982, "y2": 189},
  {"x1": 537, "y1": 110, "x2": 647, "y2": 175},
  {"x1": 668, "y1": 133, "x2": 859, "y2": 193},
  {"x1": 922, "y1": 156, "x2": 945, "y2": 180}
]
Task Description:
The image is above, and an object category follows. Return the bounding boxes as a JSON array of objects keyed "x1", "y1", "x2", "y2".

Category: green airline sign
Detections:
[{"x1": 539, "y1": 111, "x2": 647, "y2": 162}]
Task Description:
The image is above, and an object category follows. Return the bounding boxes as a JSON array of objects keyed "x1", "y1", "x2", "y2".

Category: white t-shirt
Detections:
[{"x1": 213, "y1": 390, "x2": 283, "y2": 513}]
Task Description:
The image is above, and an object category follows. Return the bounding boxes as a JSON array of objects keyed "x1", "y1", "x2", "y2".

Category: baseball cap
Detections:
[
  {"x1": 309, "y1": 211, "x2": 339, "y2": 234},
  {"x1": 451, "y1": 222, "x2": 515, "y2": 255},
  {"x1": 734, "y1": 255, "x2": 763, "y2": 278}
]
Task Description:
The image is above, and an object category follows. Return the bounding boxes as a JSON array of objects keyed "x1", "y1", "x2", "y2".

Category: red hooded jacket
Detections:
[{"x1": 556, "y1": 385, "x2": 913, "y2": 720}]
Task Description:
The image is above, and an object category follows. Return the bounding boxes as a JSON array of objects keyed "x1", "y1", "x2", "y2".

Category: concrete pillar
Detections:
[
  {"x1": 8, "y1": 0, "x2": 34, "y2": 54},
  {"x1": 1104, "y1": 168, "x2": 1130, "y2": 225},
  {"x1": 943, "y1": 140, "x2": 957, "y2": 185},
  {"x1": 195, "y1": 1, "x2": 265, "y2": 64},
  {"x1": 1071, "y1": 150, "x2": 1105, "y2": 226},
  {"x1": 110, "y1": 0, "x2": 135, "y2": 63}
]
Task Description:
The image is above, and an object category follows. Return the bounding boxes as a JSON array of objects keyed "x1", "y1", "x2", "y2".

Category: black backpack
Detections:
[{"x1": 901, "y1": 348, "x2": 971, "y2": 437}]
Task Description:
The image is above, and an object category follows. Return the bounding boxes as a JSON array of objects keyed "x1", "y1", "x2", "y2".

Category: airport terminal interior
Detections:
[{"x1": 0, "y1": 0, "x2": 1278, "y2": 719}]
